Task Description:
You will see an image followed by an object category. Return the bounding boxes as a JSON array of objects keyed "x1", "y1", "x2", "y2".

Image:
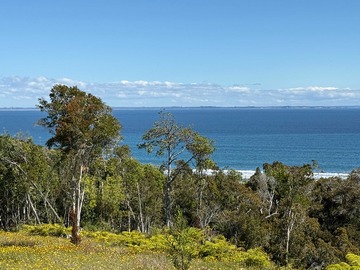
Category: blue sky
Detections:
[{"x1": 1, "y1": 0, "x2": 360, "y2": 107}]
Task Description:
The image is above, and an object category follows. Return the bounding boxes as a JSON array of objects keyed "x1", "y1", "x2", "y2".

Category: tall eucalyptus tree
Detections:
[
  {"x1": 38, "y1": 85, "x2": 122, "y2": 244},
  {"x1": 139, "y1": 111, "x2": 214, "y2": 227}
]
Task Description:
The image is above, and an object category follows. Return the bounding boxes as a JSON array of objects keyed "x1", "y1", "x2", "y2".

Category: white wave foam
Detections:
[
  {"x1": 194, "y1": 169, "x2": 349, "y2": 180},
  {"x1": 220, "y1": 170, "x2": 349, "y2": 180}
]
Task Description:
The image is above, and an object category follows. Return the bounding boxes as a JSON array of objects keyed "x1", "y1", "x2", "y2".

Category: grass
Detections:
[{"x1": 0, "y1": 228, "x2": 272, "y2": 269}]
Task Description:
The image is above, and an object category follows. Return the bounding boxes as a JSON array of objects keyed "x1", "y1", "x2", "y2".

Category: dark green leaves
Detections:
[{"x1": 38, "y1": 85, "x2": 122, "y2": 155}]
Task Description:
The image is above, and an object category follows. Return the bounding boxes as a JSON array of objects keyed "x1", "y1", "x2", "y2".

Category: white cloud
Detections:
[
  {"x1": 289, "y1": 86, "x2": 338, "y2": 92},
  {"x1": 0, "y1": 76, "x2": 359, "y2": 107},
  {"x1": 307, "y1": 86, "x2": 338, "y2": 91},
  {"x1": 227, "y1": 86, "x2": 251, "y2": 93}
]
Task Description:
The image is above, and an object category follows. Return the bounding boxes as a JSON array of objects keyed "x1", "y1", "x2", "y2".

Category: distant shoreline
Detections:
[{"x1": 1, "y1": 106, "x2": 360, "y2": 111}]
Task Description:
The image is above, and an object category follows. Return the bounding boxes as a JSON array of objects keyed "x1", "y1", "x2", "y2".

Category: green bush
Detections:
[
  {"x1": 23, "y1": 224, "x2": 69, "y2": 237},
  {"x1": 239, "y1": 248, "x2": 272, "y2": 268},
  {"x1": 326, "y1": 262, "x2": 352, "y2": 270},
  {"x1": 346, "y1": 253, "x2": 360, "y2": 267},
  {"x1": 200, "y1": 236, "x2": 271, "y2": 268},
  {"x1": 83, "y1": 229, "x2": 168, "y2": 251},
  {"x1": 200, "y1": 234, "x2": 237, "y2": 261},
  {"x1": 326, "y1": 253, "x2": 360, "y2": 269},
  {"x1": 166, "y1": 227, "x2": 204, "y2": 270}
]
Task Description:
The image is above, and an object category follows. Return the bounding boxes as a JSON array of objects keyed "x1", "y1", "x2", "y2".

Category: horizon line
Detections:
[{"x1": 1, "y1": 105, "x2": 360, "y2": 110}]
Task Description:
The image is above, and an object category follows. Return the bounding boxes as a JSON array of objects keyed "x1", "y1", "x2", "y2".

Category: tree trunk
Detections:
[
  {"x1": 196, "y1": 176, "x2": 206, "y2": 228},
  {"x1": 165, "y1": 180, "x2": 172, "y2": 227},
  {"x1": 70, "y1": 164, "x2": 85, "y2": 245},
  {"x1": 137, "y1": 182, "x2": 145, "y2": 233},
  {"x1": 285, "y1": 209, "x2": 295, "y2": 268},
  {"x1": 165, "y1": 156, "x2": 173, "y2": 227},
  {"x1": 31, "y1": 181, "x2": 62, "y2": 223},
  {"x1": 26, "y1": 193, "x2": 41, "y2": 225},
  {"x1": 70, "y1": 207, "x2": 81, "y2": 245}
]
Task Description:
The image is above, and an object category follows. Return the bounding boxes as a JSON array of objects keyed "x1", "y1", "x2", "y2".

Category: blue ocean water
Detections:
[{"x1": 1, "y1": 107, "x2": 359, "y2": 173}]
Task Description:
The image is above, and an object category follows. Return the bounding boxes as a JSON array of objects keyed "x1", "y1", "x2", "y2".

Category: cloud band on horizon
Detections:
[{"x1": 0, "y1": 76, "x2": 359, "y2": 108}]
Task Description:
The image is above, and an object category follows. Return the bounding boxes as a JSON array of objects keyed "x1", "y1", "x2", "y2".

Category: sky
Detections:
[{"x1": 1, "y1": 0, "x2": 360, "y2": 107}]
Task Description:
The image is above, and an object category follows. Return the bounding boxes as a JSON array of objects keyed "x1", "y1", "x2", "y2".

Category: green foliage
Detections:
[
  {"x1": 0, "y1": 134, "x2": 60, "y2": 230},
  {"x1": 200, "y1": 235, "x2": 271, "y2": 268},
  {"x1": 326, "y1": 253, "x2": 360, "y2": 269},
  {"x1": 78, "y1": 228, "x2": 167, "y2": 251},
  {"x1": 165, "y1": 210, "x2": 203, "y2": 270},
  {"x1": 38, "y1": 85, "x2": 122, "y2": 152},
  {"x1": 138, "y1": 110, "x2": 215, "y2": 227},
  {"x1": 37, "y1": 85, "x2": 123, "y2": 245},
  {"x1": 23, "y1": 224, "x2": 70, "y2": 237},
  {"x1": 162, "y1": 210, "x2": 273, "y2": 270},
  {"x1": 239, "y1": 248, "x2": 272, "y2": 268},
  {"x1": 200, "y1": 234, "x2": 237, "y2": 261},
  {"x1": 346, "y1": 253, "x2": 360, "y2": 267}
]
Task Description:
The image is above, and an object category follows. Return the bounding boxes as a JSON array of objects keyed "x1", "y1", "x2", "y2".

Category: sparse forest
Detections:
[{"x1": 1, "y1": 86, "x2": 360, "y2": 269}]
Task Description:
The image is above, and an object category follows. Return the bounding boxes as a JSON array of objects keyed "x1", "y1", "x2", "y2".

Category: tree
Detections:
[
  {"x1": 81, "y1": 154, "x2": 125, "y2": 231},
  {"x1": 247, "y1": 167, "x2": 278, "y2": 219},
  {"x1": 0, "y1": 134, "x2": 39, "y2": 230},
  {"x1": 262, "y1": 162, "x2": 314, "y2": 267},
  {"x1": 187, "y1": 133, "x2": 218, "y2": 228},
  {"x1": 37, "y1": 85, "x2": 121, "y2": 244},
  {"x1": 138, "y1": 111, "x2": 214, "y2": 227},
  {"x1": 0, "y1": 134, "x2": 60, "y2": 230},
  {"x1": 117, "y1": 155, "x2": 165, "y2": 233},
  {"x1": 310, "y1": 171, "x2": 360, "y2": 260}
]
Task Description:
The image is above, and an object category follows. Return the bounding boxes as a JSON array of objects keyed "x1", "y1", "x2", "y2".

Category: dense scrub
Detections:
[{"x1": 3, "y1": 133, "x2": 360, "y2": 269}]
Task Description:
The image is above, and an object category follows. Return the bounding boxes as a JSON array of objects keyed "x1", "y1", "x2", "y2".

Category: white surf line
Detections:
[
  {"x1": 211, "y1": 170, "x2": 349, "y2": 180},
  {"x1": 192, "y1": 169, "x2": 349, "y2": 180}
]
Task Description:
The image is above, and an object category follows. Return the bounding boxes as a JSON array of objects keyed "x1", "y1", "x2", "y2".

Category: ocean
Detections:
[{"x1": 1, "y1": 107, "x2": 360, "y2": 174}]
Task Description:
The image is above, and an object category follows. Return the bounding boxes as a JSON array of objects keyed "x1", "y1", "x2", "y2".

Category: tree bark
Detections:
[
  {"x1": 26, "y1": 193, "x2": 41, "y2": 225},
  {"x1": 137, "y1": 182, "x2": 145, "y2": 233},
  {"x1": 70, "y1": 163, "x2": 85, "y2": 245},
  {"x1": 165, "y1": 180, "x2": 172, "y2": 227},
  {"x1": 285, "y1": 209, "x2": 295, "y2": 268}
]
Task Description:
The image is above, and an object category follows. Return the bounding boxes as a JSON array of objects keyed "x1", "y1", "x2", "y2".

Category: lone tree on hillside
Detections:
[
  {"x1": 138, "y1": 111, "x2": 215, "y2": 227},
  {"x1": 38, "y1": 85, "x2": 122, "y2": 244}
]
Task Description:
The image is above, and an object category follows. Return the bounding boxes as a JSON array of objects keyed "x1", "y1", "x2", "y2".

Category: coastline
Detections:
[
  {"x1": 228, "y1": 170, "x2": 349, "y2": 180},
  {"x1": 199, "y1": 169, "x2": 350, "y2": 180}
]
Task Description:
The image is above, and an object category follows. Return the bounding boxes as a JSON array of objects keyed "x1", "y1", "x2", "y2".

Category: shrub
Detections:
[
  {"x1": 326, "y1": 253, "x2": 360, "y2": 269},
  {"x1": 200, "y1": 235, "x2": 237, "y2": 261},
  {"x1": 346, "y1": 253, "x2": 360, "y2": 267},
  {"x1": 240, "y1": 248, "x2": 272, "y2": 268},
  {"x1": 23, "y1": 224, "x2": 69, "y2": 237},
  {"x1": 326, "y1": 262, "x2": 352, "y2": 270},
  {"x1": 165, "y1": 210, "x2": 205, "y2": 270},
  {"x1": 166, "y1": 227, "x2": 204, "y2": 270}
]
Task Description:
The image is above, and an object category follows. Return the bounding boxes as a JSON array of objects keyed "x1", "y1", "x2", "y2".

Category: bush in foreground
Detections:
[{"x1": 326, "y1": 253, "x2": 360, "y2": 269}]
